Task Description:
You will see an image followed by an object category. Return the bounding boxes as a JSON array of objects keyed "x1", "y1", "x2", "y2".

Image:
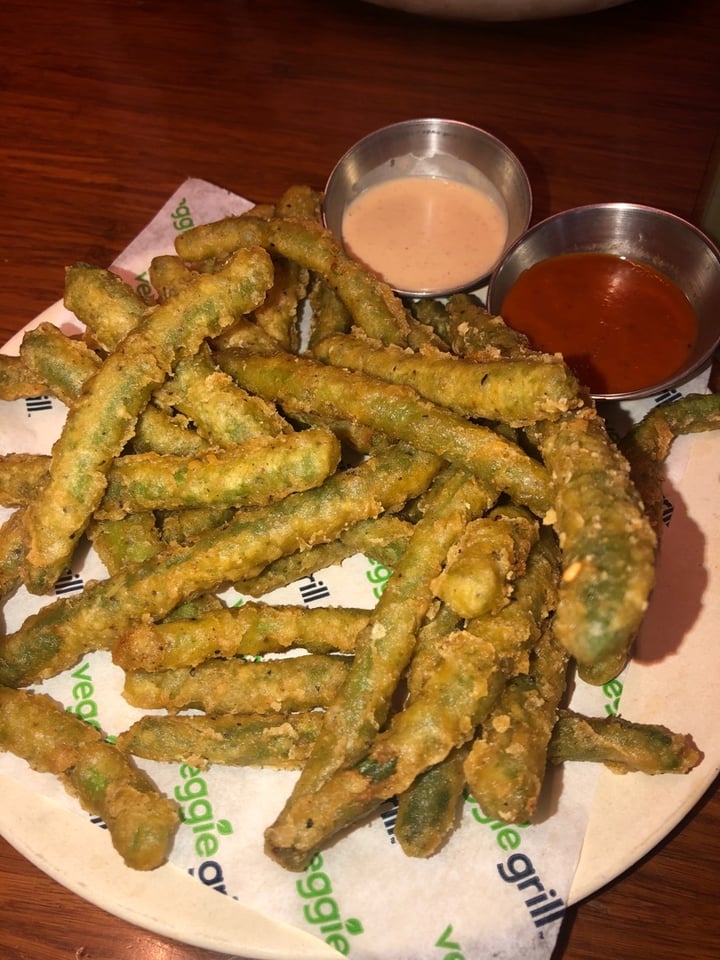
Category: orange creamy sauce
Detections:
[
  {"x1": 342, "y1": 175, "x2": 508, "y2": 293},
  {"x1": 500, "y1": 252, "x2": 698, "y2": 395}
]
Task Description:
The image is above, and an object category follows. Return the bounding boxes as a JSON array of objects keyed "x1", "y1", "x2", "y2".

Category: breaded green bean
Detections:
[
  {"x1": 463, "y1": 624, "x2": 570, "y2": 824},
  {"x1": 0, "y1": 353, "x2": 47, "y2": 400},
  {"x1": 112, "y1": 602, "x2": 371, "y2": 671},
  {"x1": 148, "y1": 254, "x2": 194, "y2": 301},
  {"x1": 619, "y1": 393, "x2": 720, "y2": 537},
  {"x1": 234, "y1": 538, "x2": 359, "y2": 597},
  {"x1": 20, "y1": 322, "x2": 102, "y2": 405},
  {"x1": 159, "y1": 506, "x2": 235, "y2": 546},
  {"x1": 233, "y1": 514, "x2": 412, "y2": 597},
  {"x1": 409, "y1": 298, "x2": 453, "y2": 345},
  {"x1": 213, "y1": 317, "x2": 289, "y2": 355},
  {"x1": 265, "y1": 531, "x2": 560, "y2": 870},
  {"x1": 0, "y1": 444, "x2": 441, "y2": 686},
  {"x1": 275, "y1": 184, "x2": 323, "y2": 222},
  {"x1": 267, "y1": 466, "x2": 497, "y2": 857},
  {"x1": 66, "y1": 262, "x2": 287, "y2": 448},
  {"x1": 96, "y1": 428, "x2": 340, "y2": 519},
  {"x1": 22, "y1": 246, "x2": 274, "y2": 595},
  {"x1": 526, "y1": 405, "x2": 657, "y2": 684},
  {"x1": 117, "y1": 712, "x2": 325, "y2": 770},
  {"x1": 306, "y1": 279, "x2": 353, "y2": 352},
  {"x1": 153, "y1": 343, "x2": 290, "y2": 446},
  {"x1": 251, "y1": 256, "x2": 308, "y2": 353},
  {"x1": 64, "y1": 262, "x2": 148, "y2": 350},
  {"x1": 175, "y1": 215, "x2": 413, "y2": 346},
  {"x1": 430, "y1": 506, "x2": 539, "y2": 619},
  {"x1": 548, "y1": 710, "x2": 701, "y2": 774},
  {"x1": 130, "y1": 405, "x2": 211, "y2": 457},
  {"x1": 312, "y1": 332, "x2": 580, "y2": 426},
  {"x1": 394, "y1": 745, "x2": 470, "y2": 858},
  {"x1": 0, "y1": 511, "x2": 26, "y2": 599},
  {"x1": 122, "y1": 654, "x2": 352, "y2": 715},
  {"x1": 0, "y1": 686, "x2": 179, "y2": 870},
  {"x1": 88, "y1": 512, "x2": 163, "y2": 574},
  {"x1": 20, "y1": 321, "x2": 213, "y2": 458},
  {"x1": 0, "y1": 453, "x2": 50, "y2": 507},
  {"x1": 217, "y1": 349, "x2": 553, "y2": 516},
  {"x1": 393, "y1": 603, "x2": 465, "y2": 858},
  {"x1": 446, "y1": 293, "x2": 534, "y2": 359}
]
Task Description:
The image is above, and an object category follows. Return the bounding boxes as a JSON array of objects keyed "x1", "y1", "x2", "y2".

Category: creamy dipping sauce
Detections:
[
  {"x1": 342, "y1": 175, "x2": 509, "y2": 293},
  {"x1": 500, "y1": 252, "x2": 698, "y2": 396}
]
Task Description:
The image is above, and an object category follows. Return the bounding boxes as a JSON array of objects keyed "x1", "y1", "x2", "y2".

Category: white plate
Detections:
[{"x1": 0, "y1": 184, "x2": 717, "y2": 958}]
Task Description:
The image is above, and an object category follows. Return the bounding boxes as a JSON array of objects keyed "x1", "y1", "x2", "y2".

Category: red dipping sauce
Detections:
[{"x1": 500, "y1": 252, "x2": 698, "y2": 396}]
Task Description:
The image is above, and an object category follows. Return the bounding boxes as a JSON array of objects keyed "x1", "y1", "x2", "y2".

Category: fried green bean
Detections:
[
  {"x1": 213, "y1": 317, "x2": 289, "y2": 355},
  {"x1": 526, "y1": 405, "x2": 657, "y2": 684},
  {"x1": 0, "y1": 453, "x2": 50, "y2": 507},
  {"x1": 312, "y1": 332, "x2": 580, "y2": 426},
  {"x1": 0, "y1": 510, "x2": 27, "y2": 599},
  {"x1": 20, "y1": 321, "x2": 102, "y2": 405},
  {"x1": 22, "y1": 247, "x2": 275, "y2": 595},
  {"x1": 65, "y1": 263, "x2": 288, "y2": 449},
  {"x1": 233, "y1": 514, "x2": 413, "y2": 597},
  {"x1": 64, "y1": 262, "x2": 149, "y2": 351},
  {"x1": 0, "y1": 686, "x2": 179, "y2": 870},
  {"x1": 123, "y1": 654, "x2": 352, "y2": 715},
  {"x1": 0, "y1": 353, "x2": 47, "y2": 400},
  {"x1": 148, "y1": 254, "x2": 194, "y2": 301},
  {"x1": 0, "y1": 444, "x2": 440, "y2": 686},
  {"x1": 96, "y1": 428, "x2": 340, "y2": 519},
  {"x1": 159, "y1": 505, "x2": 235, "y2": 546},
  {"x1": 153, "y1": 342, "x2": 290, "y2": 446},
  {"x1": 548, "y1": 710, "x2": 701, "y2": 774},
  {"x1": 175, "y1": 215, "x2": 413, "y2": 346},
  {"x1": 430, "y1": 506, "x2": 539, "y2": 619},
  {"x1": 130, "y1": 405, "x2": 212, "y2": 457},
  {"x1": 251, "y1": 256, "x2": 308, "y2": 353},
  {"x1": 117, "y1": 712, "x2": 325, "y2": 770},
  {"x1": 463, "y1": 624, "x2": 570, "y2": 824},
  {"x1": 112, "y1": 602, "x2": 371, "y2": 671},
  {"x1": 394, "y1": 745, "x2": 470, "y2": 858},
  {"x1": 446, "y1": 293, "x2": 534, "y2": 359},
  {"x1": 275, "y1": 184, "x2": 323, "y2": 222},
  {"x1": 619, "y1": 393, "x2": 720, "y2": 537},
  {"x1": 266, "y1": 466, "x2": 497, "y2": 862},
  {"x1": 393, "y1": 603, "x2": 465, "y2": 859},
  {"x1": 88, "y1": 512, "x2": 163, "y2": 574},
  {"x1": 306, "y1": 278, "x2": 353, "y2": 352},
  {"x1": 265, "y1": 531, "x2": 559, "y2": 870},
  {"x1": 19, "y1": 321, "x2": 212, "y2": 458},
  {"x1": 217, "y1": 349, "x2": 553, "y2": 516}
]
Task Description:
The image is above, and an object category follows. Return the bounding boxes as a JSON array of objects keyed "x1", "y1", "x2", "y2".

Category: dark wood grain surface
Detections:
[{"x1": 1, "y1": 1, "x2": 718, "y2": 957}]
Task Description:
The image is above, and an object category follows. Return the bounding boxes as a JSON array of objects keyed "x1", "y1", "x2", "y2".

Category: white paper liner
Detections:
[{"x1": 0, "y1": 179, "x2": 716, "y2": 960}]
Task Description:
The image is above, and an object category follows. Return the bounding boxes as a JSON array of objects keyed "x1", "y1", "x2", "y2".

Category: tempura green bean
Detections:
[
  {"x1": 0, "y1": 686, "x2": 179, "y2": 870},
  {"x1": 312, "y1": 332, "x2": 580, "y2": 426},
  {"x1": 112, "y1": 602, "x2": 370, "y2": 671},
  {"x1": 22, "y1": 246, "x2": 275, "y2": 594},
  {"x1": 217, "y1": 349, "x2": 553, "y2": 516}
]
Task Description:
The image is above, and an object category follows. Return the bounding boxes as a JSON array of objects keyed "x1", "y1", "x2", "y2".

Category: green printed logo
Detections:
[
  {"x1": 365, "y1": 557, "x2": 393, "y2": 600},
  {"x1": 295, "y1": 852, "x2": 364, "y2": 955},
  {"x1": 171, "y1": 197, "x2": 194, "y2": 232},
  {"x1": 65, "y1": 661, "x2": 101, "y2": 729},
  {"x1": 435, "y1": 924, "x2": 467, "y2": 960},
  {"x1": 603, "y1": 677, "x2": 623, "y2": 716},
  {"x1": 134, "y1": 269, "x2": 153, "y2": 300},
  {"x1": 465, "y1": 799, "x2": 527, "y2": 851},
  {"x1": 174, "y1": 763, "x2": 234, "y2": 860}
]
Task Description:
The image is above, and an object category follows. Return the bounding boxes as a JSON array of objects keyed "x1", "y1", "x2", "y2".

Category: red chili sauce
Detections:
[{"x1": 499, "y1": 252, "x2": 698, "y2": 395}]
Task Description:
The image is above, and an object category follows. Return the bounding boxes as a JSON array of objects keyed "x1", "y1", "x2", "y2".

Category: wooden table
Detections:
[{"x1": 1, "y1": 0, "x2": 718, "y2": 957}]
